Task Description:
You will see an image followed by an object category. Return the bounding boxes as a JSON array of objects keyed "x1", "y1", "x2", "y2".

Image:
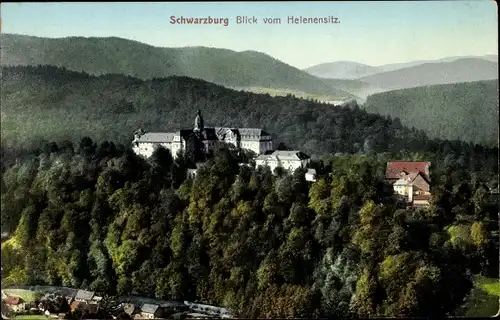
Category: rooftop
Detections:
[
  {"x1": 134, "y1": 127, "x2": 271, "y2": 143},
  {"x1": 256, "y1": 150, "x2": 310, "y2": 161},
  {"x1": 75, "y1": 290, "x2": 95, "y2": 301},
  {"x1": 134, "y1": 132, "x2": 177, "y2": 143},
  {"x1": 386, "y1": 161, "x2": 431, "y2": 182},
  {"x1": 141, "y1": 303, "x2": 160, "y2": 314}
]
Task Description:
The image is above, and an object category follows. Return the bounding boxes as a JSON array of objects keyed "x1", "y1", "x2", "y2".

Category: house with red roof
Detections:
[{"x1": 386, "y1": 161, "x2": 432, "y2": 206}]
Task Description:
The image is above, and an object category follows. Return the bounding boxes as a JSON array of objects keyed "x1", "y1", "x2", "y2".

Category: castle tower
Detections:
[{"x1": 194, "y1": 109, "x2": 204, "y2": 132}]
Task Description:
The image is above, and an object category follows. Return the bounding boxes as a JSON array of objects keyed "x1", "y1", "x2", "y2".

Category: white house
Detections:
[
  {"x1": 255, "y1": 150, "x2": 310, "y2": 173},
  {"x1": 137, "y1": 304, "x2": 162, "y2": 319}
]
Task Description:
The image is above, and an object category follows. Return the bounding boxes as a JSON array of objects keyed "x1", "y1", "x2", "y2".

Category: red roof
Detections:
[
  {"x1": 4, "y1": 296, "x2": 23, "y2": 305},
  {"x1": 386, "y1": 161, "x2": 431, "y2": 181},
  {"x1": 70, "y1": 301, "x2": 86, "y2": 312}
]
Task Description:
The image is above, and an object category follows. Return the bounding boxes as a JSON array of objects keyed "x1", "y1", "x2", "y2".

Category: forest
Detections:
[
  {"x1": 1, "y1": 138, "x2": 498, "y2": 318},
  {"x1": 1, "y1": 65, "x2": 499, "y2": 318}
]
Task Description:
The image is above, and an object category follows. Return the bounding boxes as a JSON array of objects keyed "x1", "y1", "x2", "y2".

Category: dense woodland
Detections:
[
  {"x1": 1, "y1": 65, "x2": 499, "y2": 318},
  {"x1": 1, "y1": 136, "x2": 498, "y2": 318},
  {"x1": 1, "y1": 66, "x2": 498, "y2": 174},
  {"x1": 363, "y1": 80, "x2": 499, "y2": 146}
]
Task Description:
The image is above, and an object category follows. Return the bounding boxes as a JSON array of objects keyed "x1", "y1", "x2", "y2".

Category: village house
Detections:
[
  {"x1": 123, "y1": 303, "x2": 140, "y2": 317},
  {"x1": 2, "y1": 295, "x2": 25, "y2": 313},
  {"x1": 53, "y1": 288, "x2": 78, "y2": 304},
  {"x1": 255, "y1": 150, "x2": 311, "y2": 173},
  {"x1": 135, "y1": 303, "x2": 163, "y2": 319},
  {"x1": 386, "y1": 161, "x2": 432, "y2": 206},
  {"x1": 132, "y1": 109, "x2": 274, "y2": 159},
  {"x1": 74, "y1": 290, "x2": 95, "y2": 303}
]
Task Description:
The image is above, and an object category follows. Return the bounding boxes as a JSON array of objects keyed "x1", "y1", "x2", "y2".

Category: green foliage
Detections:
[{"x1": 0, "y1": 134, "x2": 498, "y2": 317}]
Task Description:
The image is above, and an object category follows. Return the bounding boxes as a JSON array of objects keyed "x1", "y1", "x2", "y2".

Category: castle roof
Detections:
[
  {"x1": 135, "y1": 132, "x2": 177, "y2": 143},
  {"x1": 134, "y1": 127, "x2": 271, "y2": 143},
  {"x1": 239, "y1": 128, "x2": 271, "y2": 140}
]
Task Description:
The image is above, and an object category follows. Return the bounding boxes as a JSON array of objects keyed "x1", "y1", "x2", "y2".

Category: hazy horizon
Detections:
[
  {"x1": 1, "y1": 1, "x2": 498, "y2": 69},
  {"x1": 4, "y1": 31, "x2": 498, "y2": 70}
]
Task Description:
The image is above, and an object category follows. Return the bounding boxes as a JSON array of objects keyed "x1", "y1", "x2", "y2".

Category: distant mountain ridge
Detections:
[
  {"x1": 305, "y1": 55, "x2": 498, "y2": 80},
  {"x1": 359, "y1": 58, "x2": 498, "y2": 90},
  {"x1": 0, "y1": 33, "x2": 357, "y2": 101}
]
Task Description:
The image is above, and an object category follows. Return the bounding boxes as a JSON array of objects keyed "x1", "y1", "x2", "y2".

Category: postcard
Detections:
[{"x1": 0, "y1": 1, "x2": 498, "y2": 319}]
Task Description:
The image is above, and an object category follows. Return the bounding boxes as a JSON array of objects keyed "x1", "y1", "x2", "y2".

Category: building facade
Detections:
[
  {"x1": 255, "y1": 150, "x2": 311, "y2": 173},
  {"x1": 132, "y1": 110, "x2": 274, "y2": 159}
]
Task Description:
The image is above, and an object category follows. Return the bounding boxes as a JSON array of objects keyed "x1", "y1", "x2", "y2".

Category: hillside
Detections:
[
  {"x1": 362, "y1": 80, "x2": 499, "y2": 146},
  {"x1": 359, "y1": 58, "x2": 498, "y2": 90},
  {"x1": 1, "y1": 66, "x2": 498, "y2": 320},
  {"x1": 0, "y1": 65, "x2": 435, "y2": 159},
  {"x1": 1, "y1": 144, "x2": 497, "y2": 318},
  {"x1": 0, "y1": 33, "x2": 356, "y2": 101}
]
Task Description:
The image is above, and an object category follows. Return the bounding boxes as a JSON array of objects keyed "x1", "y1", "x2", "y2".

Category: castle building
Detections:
[{"x1": 132, "y1": 110, "x2": 274, "y2": 158}]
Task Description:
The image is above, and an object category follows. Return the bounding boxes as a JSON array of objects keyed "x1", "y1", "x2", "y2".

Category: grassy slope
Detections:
[
  {"x1": 362, "y1": 80, "x2": 499, "y2": 146},
  {"x1": 234, "y1": 78, "x2": 386, "y2": 103},
  {"x1": 2, "y1": 290, "x2": 36, "y2": 303},
  {"x1": 0, "y1": 33, "x2": 356, "y2": 101},
  {"x1": 460, "y1": 276, "x2": 499, "y2": 317}
]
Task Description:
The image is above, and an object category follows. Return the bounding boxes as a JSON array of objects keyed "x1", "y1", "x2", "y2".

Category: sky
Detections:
[{"x1": 1, "y1": 1, "x2": 498, "y2": 69}]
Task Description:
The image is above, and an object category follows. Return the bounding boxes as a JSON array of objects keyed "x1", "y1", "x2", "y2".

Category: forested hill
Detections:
[
  {"x1": 1, "y1": 65, "x2": 499, "y2": 319},
  {"x1": 0, "y1": 65, "x2": 430, "y2": 157},
  {"x1": 362, "y1": 80, "x2": 499, "y2": 147},
  {"x1": 0, "y1": 33, "x2": 355, "y2": 101},
  {"x1": 1, "y1": 141, "x2": 498, "y2": 318}
]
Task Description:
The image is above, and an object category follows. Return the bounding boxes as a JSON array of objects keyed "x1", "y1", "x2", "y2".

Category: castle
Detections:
[{"x1": 132, "y1": 110, "x2": 274, "y2": 159}]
